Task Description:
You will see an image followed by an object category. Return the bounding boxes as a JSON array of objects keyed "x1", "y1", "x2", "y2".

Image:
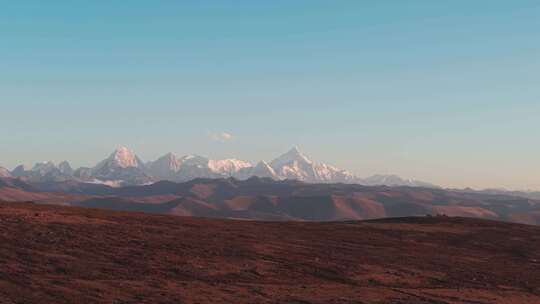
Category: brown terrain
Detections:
[
  {"x1": 2, "y1": 177, "x2": 540, "y2": 224},
  {"x1": 1, "y1": 201, "x2": 539, "y2": 304}
]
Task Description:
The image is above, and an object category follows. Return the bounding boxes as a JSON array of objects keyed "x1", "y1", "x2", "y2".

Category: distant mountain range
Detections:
[{"x1": 2, "y1": 146, "x2": 438, "y2": 187}]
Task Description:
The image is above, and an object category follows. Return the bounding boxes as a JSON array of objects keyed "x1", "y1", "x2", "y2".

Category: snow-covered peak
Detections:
[
  {"x1": 270, "y1": 146, "x2": 312, "y2": 169},
  {"x1": 313, "y1": 163, "x2": 355, "y2": 182},
  {"x1": 109, "y1": 147, "x2": 139, "y2": 168},
  {"x1": 175, "y1": 155, "x2": 258, "y2": 176},
  {"x1": 234, "y1": 160, "x2": 278, "y2": 180},
  {"x1": 156, "y1": 153, "x2": 181, "y2": 168},
  {"x1": 0, "y1": 146, "x2": 438, "y2": 187},
  {"x1": 146, "y1": 153, "x2": 182, "y2": 179},
  {"x1": 179, "y1": 155, "x2": 209, "y2": 167},
  {"x1": 91, "y1": 147, "x2": 150, "y2": 185},
  {"x1": 360, "y1": 174, "x2": 438, "y2": 188},
  {"x1": 208, "y1": 159, "x2": 252, "y2": 175},
  {"x1": 252, "y1": 161, "x2": 278, "y2": 176},
  {"x1": 267, "y1": 147, "x2": 359, "y2": 183},
  {"x1": 94, "y1": 147, "x2": 142, "y2": 172},
  {"x1": 286, "y1": 146, "x2": 310, "y2": 161},
  {"x1": 255, "y1": 160, "x2": 270, "y2": 168}
]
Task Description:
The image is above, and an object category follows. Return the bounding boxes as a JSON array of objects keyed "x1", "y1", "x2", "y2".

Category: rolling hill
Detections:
[
  {"x1": 0, "y1": 202, "x2": 538, "y2": 303},
  {"x1": 1, "y1": 177, "x2": 540, "y2": 224}
]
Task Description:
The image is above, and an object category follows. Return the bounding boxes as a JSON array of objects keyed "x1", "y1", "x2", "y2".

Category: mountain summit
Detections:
[
  {"x1": 1, "y1": 146, "x2": 437, "y2": 188},
  {"x1": 270, "y1": 146, "x2": 312, "y2": 168},
  {"x1": 268, "y1": 147, "x2": 355, "y2": 183},
  {"x1": 146, "y1": 153, "x2": 182, "y2": 180},
  {"x1": 237, "y1": 161, "x2": 278, "y2": 180},
  {"x1": 95, "y1": 147, "x2": 143, "y2": 171},
  {"x1": 91, "y1": 147, "x2": 152, "y2": 186}
]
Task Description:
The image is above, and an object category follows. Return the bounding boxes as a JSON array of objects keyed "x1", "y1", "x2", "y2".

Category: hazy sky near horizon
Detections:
[{"x1": 1, "y1": 1, "x2": 539, "y2": 190}]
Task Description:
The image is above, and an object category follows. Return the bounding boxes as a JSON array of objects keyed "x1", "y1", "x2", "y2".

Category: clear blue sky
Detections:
[{"x1": 1, "y1": 1, "x2": 539, "y2": 190}]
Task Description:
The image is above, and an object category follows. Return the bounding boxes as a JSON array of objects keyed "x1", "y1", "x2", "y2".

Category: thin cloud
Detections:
[{"x1": 210, "y1": 132, "x2": 233, "y2": 142}]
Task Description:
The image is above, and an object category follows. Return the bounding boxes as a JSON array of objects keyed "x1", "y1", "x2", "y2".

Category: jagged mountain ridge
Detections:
[
  {"x1": 236, "y1": 161, "x2": 279, "y2": 180},
  {"x1": 90, "y1": 147, "x2": 152, "y2": 186},
  {"x1": 362, "y1": 174, "x2": 437, "y2": 188},
  {"x1": 3, "y1": 146, "x2": 437, "y2": 188},
  {"x1": 10, "y1": 161, "x2": 74, "y2": 183}
]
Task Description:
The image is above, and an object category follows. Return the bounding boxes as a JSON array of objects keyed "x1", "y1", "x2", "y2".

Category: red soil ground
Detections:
[{"x1": 1, "y1": 202, "x2": 539, "y2": 304}]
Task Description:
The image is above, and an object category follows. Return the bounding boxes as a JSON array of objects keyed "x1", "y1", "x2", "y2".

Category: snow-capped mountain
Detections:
[
  {"x1": 312, "y1": 163, "x2": 356, "y2": 183},
  {"x1": 269, "y1": 147, "x2": 355, "y2": 183},
  {"x1": 360, "y1": 174, "x2": 438, "y2": 188},
  {"x1": 9, "y1": 161, "x2": 74, "y2": 182},
  {"x1": 1, "y1": 146, "x2": 438, "y2": 188},
  {"x1": 236, "y1": 161, "x2": 279, "y2": 180},
  {"x1": 269, "y1": 147, "x2": 317, "y2": 181},
  {"x1": 0, "y1": 166, "x2": 10, "y2": 178},
  {"x1": 91, "y1": 147, "x2": 153, "y2": 186},
  {"x1": 208, "y1": 159, "x2": 252, "y2": 176},
  {"x1": 174, "y1": 155, "x2": 224, "y2": 181},
  {"x1": 148, "y1": 154, "x2": 252, "y2": 181},
  {"x1": 94, "y1": 147, "x2": 145, "y2": 172},
  {"x1": 146, "y1": 153, "x2": 182, "y2": 180}
]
